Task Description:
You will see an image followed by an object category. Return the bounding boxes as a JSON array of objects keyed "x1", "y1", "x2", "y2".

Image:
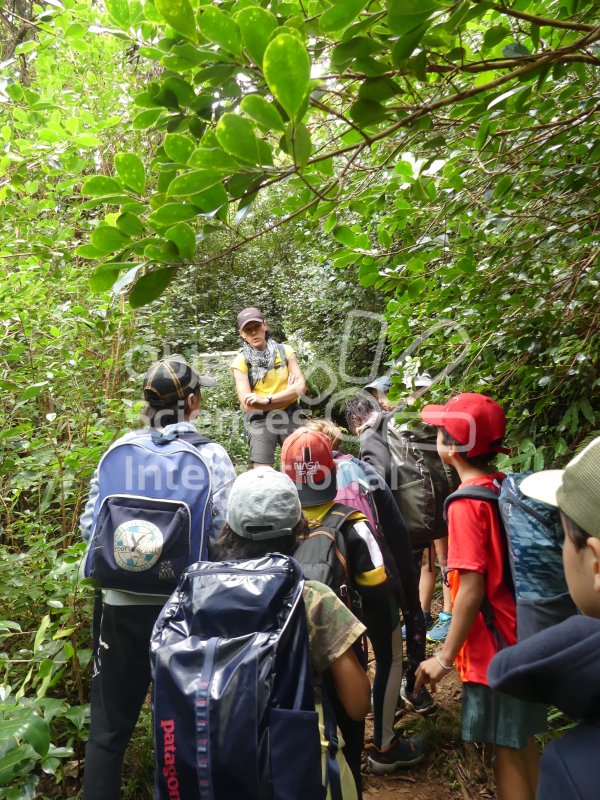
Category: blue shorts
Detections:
[{"x1": 462, "y1": 682, "x2": 547, "y2": 749}]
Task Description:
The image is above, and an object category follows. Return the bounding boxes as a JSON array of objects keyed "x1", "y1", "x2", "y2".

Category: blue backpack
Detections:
[
  {"x1": 150, "y1": 555, "x2": 332, "y2": 800},
  {"x1": 444, "y1": 474, "x2": 577, "y2": 640},
  {"x1": 84, "y1": 429, "x2": 212, "y2": 595},
  {"x1": 498, "y1": 473, "x2": 577, "y2": 638}
]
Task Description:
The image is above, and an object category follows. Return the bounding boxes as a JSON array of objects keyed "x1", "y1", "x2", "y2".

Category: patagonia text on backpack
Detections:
[{"x1": 151, "y1": 555, "x2": 325, "y2": 800}]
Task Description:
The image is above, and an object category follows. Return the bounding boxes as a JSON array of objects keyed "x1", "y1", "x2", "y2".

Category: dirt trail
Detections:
[{"x1": 361, "y1": 671, "x2": 495, "y2": 800}]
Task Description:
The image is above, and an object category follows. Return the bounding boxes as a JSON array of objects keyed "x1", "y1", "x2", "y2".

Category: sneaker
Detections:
[
  {"x1": 427, "y1": 611, "x2": 452, "y2": 642},
  {"x1": 402, "y1": 611, "x2": 433, "y2": 640},
  {"x1": 400, "y1": 679, "x2": 437, "y2": 715},
  {"x1": 367, "y1": 735, "x2": 427, "y2": 774}
]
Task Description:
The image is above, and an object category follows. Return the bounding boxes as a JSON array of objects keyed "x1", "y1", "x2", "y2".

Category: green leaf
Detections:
[
  {"x1": 75, "y1": 133, "x2": 101, "y2": 148},
  {"x1": 331, "y1": 37, "x2": 381, "y2": 68},
  {"x1": 20, "y1": 383, "x2": 48, "y2": 402},
  {"x1": 189, "y1": 184, "x2": 228, "y2": 213},
  {"x1": 349, "y1": 98, "x2": 388, "y2": 127},
  {"x1": 166, "y1": 222, "x2": 196, "y2": 260},
  {"x1": 483, "y1": 25, "x2": 510, "y2": 51},
  {"x1": 132, "y1": 109, "x2": 164, "y2": 129},
  {"x1": 407, "y1": 277, "x2": 426, "y2": 298},
  {"x1": 215, "y1": 113, "x2": 260, "y2": 163},
  {"x1": 105, "y1": 0, "x2": 130, "y2": 28},
  {"x1": 392, "y1": 22, "x2": 430, "y2": 63},
  {"x1": 387, "y1": 0, "x2": 440, "y2": 34},
  {"x1": 494, "y1": 175, "x2": 513, "y2": 198},
  {"x1": 487, "y1": 84, "x2": 526, "y2": 110},
  {"x1": 163, "y1": 134, "x2": 195, "y2": 164},
  {"x1": 116, "y1": 212, "x2": 144, "y2": 237},
  {"x1": 240, "y1": 95, "x2": 285, "y2": 133},
  {"x1": 475, "y1": 119, "x2": 490, "y2": 151},
  {"x1": 457, "y1": 256, "x2": 475, "y2": 273},
  {"x1": 320, "y1": 0, "x2": 368, "y2": 33},
  {"x1": 333, "y1": 225, "x2": 357, "y2": 247},
  {"x1": 129, "y1": 268, "x2": 175, "y2": 308},
  {"x1": 235, "y1": 6, "x2": 277, "y2": 67},
  {"x1": 33, "y1": 615, "x2": 51, "y2": 655},
  {"x1": 284, "y1": 122, "x2": 312, "y2": 168},
  {"x1": 20, "y1": 715, "x2": 50, "y2": 758},
  {"x1": 82, "y1": 176, "x2": 123, "y2": 197},
  {"x1": 199, "y1": 6, "x2": 241, "y2": 55},
  {"x1": 503, "y1": 42, "x2": 531, "y2": 58},
  {"x1": 91, "y1": 226, "x2": 129, "y2": 255},
  {"x1": 168, "y1": 170, "x2": 226, "y2": 196},
  {"x1": 147, "y1": 203, "x2": 199, "y2": 227},
  {"x1": 155, "y1": 0, "x2": 197, "y2": 42},
  {"x1": 0, "y1": 744, "x2": 38, "y2": 786},
  {"x1": 263, "y1": 34, "x2": 310, "y2": 122},
  {"x1": 187, "y1": 147, "x2": 238, "y2": 171},
  {"x1": 114, "y1": 153, "x2": 146, "y2": 194},
  {"x1": 163, "y1": 76, "x2": 196, "y2": 108},
  {"x1": 358, "y1": 77, "x2": 400, "y2": 102},
  {"x1": 75, "y1": 244, "x2": 104, "y2": 259}
]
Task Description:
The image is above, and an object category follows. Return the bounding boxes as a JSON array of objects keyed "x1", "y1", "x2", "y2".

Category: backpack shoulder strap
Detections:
[
  {"x1": 244, "y1": 342, "x2": 287, "y2": 389},
  {"x1": 319, "y1": 503, "x2": 366, "y2": 531},
  {"x1": 276, "y1": 342, "x2": 287, "y2": 368},
  {"x1": 444, "y1": 481, "x2": 515, "y2": 643},
  {"x1": 443, "y1": 485, "x2": 500, "y2": 522},
  {"x1": 177, "y1": 430, "x2": 212, "y2": 448}
]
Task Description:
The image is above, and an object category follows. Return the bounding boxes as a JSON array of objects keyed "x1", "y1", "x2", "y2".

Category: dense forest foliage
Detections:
[{"x1": 0, "y1": 0, "x2": 598, "y2": 796}]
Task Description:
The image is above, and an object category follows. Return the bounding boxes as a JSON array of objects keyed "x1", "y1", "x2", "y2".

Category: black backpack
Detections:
[
  {"x1": 294, "y1": 503, "x2": 362, "y2": 614},
  {"x1": 386, "y1": 419, "x2": 458, "y2": 549},
  {"x1": 151, "y1": 554, "x2": 334, "y2": 800}
]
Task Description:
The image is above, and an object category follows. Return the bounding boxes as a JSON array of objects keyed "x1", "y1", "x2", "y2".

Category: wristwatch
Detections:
[{"x1": 267, "y1": 395, "x2": 273, "y2": 405}]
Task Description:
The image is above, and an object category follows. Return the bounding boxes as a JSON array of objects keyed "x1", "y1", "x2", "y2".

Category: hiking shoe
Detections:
[
  {"x1": 402, "y1": 611, "x2": 433, "y2": 640},
  {"x1": 400, "y1": 679, "x2": 437, "y2": 715},
  {"x1": 367, "y1": 736, "x2": 427, "y2": 774},
  {"x1": 427, "y1": 611, "x2": 452, "y2": 642}
]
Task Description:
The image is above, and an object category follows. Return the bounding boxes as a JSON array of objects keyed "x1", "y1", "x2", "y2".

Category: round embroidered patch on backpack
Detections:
[{"x1": 114, "y1": 519, "x2": 164, "y2": 571}]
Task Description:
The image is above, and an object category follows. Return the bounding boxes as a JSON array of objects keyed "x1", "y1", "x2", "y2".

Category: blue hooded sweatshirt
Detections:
[{"x1": 488, "y1": 615, "x2": 600, "y2": 800}]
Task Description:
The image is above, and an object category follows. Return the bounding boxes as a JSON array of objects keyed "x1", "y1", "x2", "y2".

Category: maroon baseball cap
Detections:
[
  {"x1": 237, "y1": 307, "x2": 264, "y2": 330},
  {"x1": 281, "y1": 428, "x2": 337, "y2": 506},
  {"x1": 420, "y1": 393, "x2": 510, "y2": 458}
]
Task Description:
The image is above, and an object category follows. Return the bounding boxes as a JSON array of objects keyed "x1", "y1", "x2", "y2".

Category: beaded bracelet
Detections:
[{"x1": 435, "y1": 653, "x2": 453, "y2": 672}]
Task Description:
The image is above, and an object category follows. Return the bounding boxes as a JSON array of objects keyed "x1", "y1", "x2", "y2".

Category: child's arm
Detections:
[
  {"x1": 329, "y1": 647, "x2": 371, "y2": 721},
  {"x1": 414, "y1": 569, "x2": 484, "y2": 692}
]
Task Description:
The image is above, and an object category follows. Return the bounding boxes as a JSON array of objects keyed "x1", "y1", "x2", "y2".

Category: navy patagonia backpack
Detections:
[
  {"x1": 150, "y1": 555, "x2": 326, "y2": 800},
  {"x1": 85, "y1": 430, "x2": 212, "y2": 595}
]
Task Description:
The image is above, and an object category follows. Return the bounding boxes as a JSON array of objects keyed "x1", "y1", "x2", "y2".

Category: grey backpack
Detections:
[{"x1": 386, "y1": 419, "x2": 458, "y2": 549}]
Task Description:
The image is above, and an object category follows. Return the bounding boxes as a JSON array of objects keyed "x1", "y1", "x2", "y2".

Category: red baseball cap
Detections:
[
  {"x1": 281, "y1": 428, "x2": 337, "y2": 506},
  {"x1": 420, "y1": 393, "x2": 510, "y2": 458}
]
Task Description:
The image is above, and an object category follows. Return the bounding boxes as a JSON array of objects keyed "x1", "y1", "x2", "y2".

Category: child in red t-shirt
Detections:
[{"x1": 414, "y1": 393, "x2": 541, "y2": 800}]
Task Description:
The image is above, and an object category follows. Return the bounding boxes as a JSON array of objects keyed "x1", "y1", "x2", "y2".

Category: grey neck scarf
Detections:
[{"x1": 242, "y1": 338, "x2": 278, "y2": 388}]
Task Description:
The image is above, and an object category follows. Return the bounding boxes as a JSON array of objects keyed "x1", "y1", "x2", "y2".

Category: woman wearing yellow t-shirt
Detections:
[{"x1": 231, "y1": 307, "x2": 306, "y2": 467}]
